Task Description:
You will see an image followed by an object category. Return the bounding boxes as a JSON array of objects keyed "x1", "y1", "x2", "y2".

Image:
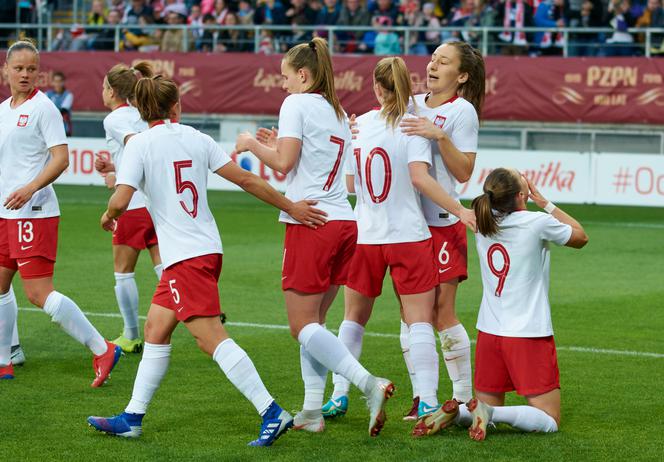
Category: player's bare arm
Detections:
[
  {"x1": 400, "y1": 116, "x2": 476, "y2": 183},
  {"x1": 215, "y1": 161, "x2": 327, "y2": 229},
  {"x1": 256, "y1": 127, "x2": 278, "y2": 148},
  {"x1": 4, "y1": 144, "x2": 69, "y2": 210},
  {"x1": 409, "y1": 161, "x2": 476, "y2": 232},
  {"x1": 101, "y1": 184, "x2": 136, "y2": 231},
  {"x1": 346, "y1": 174, "x2": 355, "y2": 194},
  {"x1": 525, "y1": 176, "x2": 588, "y2": 249},
  {"x1": 235, "y1": 132, "x2": 301, "y2": 174}
]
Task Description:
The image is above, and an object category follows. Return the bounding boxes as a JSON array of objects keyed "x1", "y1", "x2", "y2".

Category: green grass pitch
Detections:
[{"x1": 3, "y1": 185, "x2": 664, "y2": 461}]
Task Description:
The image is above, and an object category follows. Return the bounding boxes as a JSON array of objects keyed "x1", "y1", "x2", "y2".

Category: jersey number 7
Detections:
[{"x1": 174, "y1": 160, "x2": 199, "y2": 218}]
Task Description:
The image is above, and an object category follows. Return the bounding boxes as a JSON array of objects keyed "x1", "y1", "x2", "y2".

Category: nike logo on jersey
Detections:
[
  {"x1": 17, "y1": 261, "x2": 31, "y2": 267},
  {"x1": 20, "y1": 245, "x2": 33, "y2": 251},
  {"x1": 439, "y1": 268, "x2": 451, "y2": 274},
  {"x1": 177, "y1": 307, "x2": 184, "y2": 313}
]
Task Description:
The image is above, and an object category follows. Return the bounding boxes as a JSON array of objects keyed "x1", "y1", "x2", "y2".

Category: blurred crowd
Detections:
[{"x1": 12, "y1": 0, "x2": 664, "y2": 55}]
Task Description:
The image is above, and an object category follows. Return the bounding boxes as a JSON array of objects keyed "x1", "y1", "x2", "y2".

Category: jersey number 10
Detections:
[{"x1": 353, "y1": 147, "x2": 393, "y2": 204}]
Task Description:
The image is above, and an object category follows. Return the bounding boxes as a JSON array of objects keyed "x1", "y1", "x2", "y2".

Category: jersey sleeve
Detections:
[
  {"x1": 405, "y1": 132, "x2": 432, "y2": 166},
  {"x1": 205, "y1": 134, "x2": 232, "y2": 172},
  {"x1": 277, "y1": 95, "x2": 304, "y2": 140},
  {"x1": 104, "y1": 114, "x2": 138, "y2": 147},
  {"x1": 38, "y1": 100, "x2": 68, "y2": 149},
  {"x1": 449, "y1": 103, "x2": 479, "y2": 153},
  {"x1": 116, "y1": 139, "x2": 144, "y2": 190},
  {"x1": 535, "y1": 213, "x2": 573, "y2": 246}
]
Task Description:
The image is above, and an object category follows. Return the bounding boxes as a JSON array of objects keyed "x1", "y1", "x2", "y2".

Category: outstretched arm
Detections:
[{"x1": 235, "y1": 132, "x2": 301, "y2": 175}]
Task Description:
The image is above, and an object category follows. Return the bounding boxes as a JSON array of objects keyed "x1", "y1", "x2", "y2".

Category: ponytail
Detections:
[
  {"x1": 284, "y1": 37, "x2": 344, "y2": 122},
  {"x1": 447, "y1": 41, "x2": 485, "y2": 120},
  {"x1": 471, "y1": 168, "x2": 522, "y2": 237},
  {"x1": 106, "y1": 61, "x2": 154, "y2": 104},
  {"x1": 373, "y1": 56, "x2": 413, "y2": 128},
  {"x1": 134, "y1": 75, "x2": 179, "y2": 122}
]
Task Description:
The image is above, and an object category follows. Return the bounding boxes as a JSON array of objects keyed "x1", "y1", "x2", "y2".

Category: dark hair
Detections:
[
  {"x1": 134, "y1": 75, "x2": 180, "y2": 122},
  {"x1": 284, "y1": 37, "x2": 344, "y2": 121},
  {"x1": 53, "y1": 71, "x2": 65, "y2": 80},
  {"x1": 373, "y1": 56, "x2": 413, "y2": 128},
  {"x1": 446, "y1": 41, "x2": 485, "y2": 120},
  {"x1": 6, "y1": 39, "x2": 39, "y2": 61},
  {"x1": 105, "y1": 61, "x2": 154, "y2": 103},
  {"x1": 471, "y1": 168, "x2": 522, "y2": 237}
]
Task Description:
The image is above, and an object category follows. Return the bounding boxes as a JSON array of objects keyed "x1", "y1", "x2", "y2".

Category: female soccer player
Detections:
[
  {"x1": 87, "y1": 75, "x2": 326, "y2": 446},
  {"x1": 0, "y1": 41, "x2": 121, "y2": 385},
  {"x1": 456, "y1": 168, "x2": 588, "y2": 440},
  {"x1": 234, "y1": 37, "x2": 394, "y2": 437},
  {"x1": 94, "y1": 62, "x2": 162, "y2": 354},
  {"x1": 323, "y1": 41, "x2": 485, "y2": 421},
  {"x1": 325, "y1": 57, "x2": 475, "y2": 437},
  {"x1": 397, "y1": 41, "x2": 485, "y2": 415}
]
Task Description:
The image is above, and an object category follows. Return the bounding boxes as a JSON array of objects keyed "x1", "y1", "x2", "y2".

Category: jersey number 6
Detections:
[
  {"x1": 487, "y1": 243, "x2": 510, "y2": 297},
  {"x1": 174, "y1": 160, "x2": 199, "y2": 218}
]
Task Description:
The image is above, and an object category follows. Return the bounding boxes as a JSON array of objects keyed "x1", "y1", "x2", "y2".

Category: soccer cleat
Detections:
[
  {"x1": 293, "y1": 409, "x2": 325, "y2": 433},
  {"x1": 91, "y1": 341, "x2": 122, "y2": 388},
  {"x1": 411, "y1": 400, "x2": 440, "y2": 437},
  {"x1": 112, "y1": 335, "x2": 144, "y2": 354},
  {"x1": 248, "y1": 401, "x2": 293, "y2": 447},
  {"x1": 0, "y1": 363, "x2": 14, "y2": 380},
  {"x1": 11, "y1": 345, "x2": 25, "y2": 366},
  {"x1": 414, "y1": 399, "x2": 460, "y2": 437},
  {"x1": 322, "y1": 395, "x2": 348, "y2": 418},
  {"x1": 366, "y1": 377, "x2": 395, "y2": 437},
  {"x1": 403, "y1": 396, "x2": 420, "y2": 421},
  {"x1": 468, "y1": 398, "x2": 494, "y2": 441},
  {"x1": 87, "y1": 412, "x2": 144, "y2": 438}
]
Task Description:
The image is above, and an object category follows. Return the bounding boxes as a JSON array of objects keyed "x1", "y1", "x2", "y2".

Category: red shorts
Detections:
[
  {"x1": 346, "y1": 239, "x2": 438, "y2": 298},
  {"x1": 282, "y1": 221, "x2": 357, "y2": 294},
  {"x1": 112, "y1": 207, "x2": 158, "y2": 249},
  {"x1": 0, "y1": 217, "x2": 58, "y2": 279},
  {"x1": 430, "y1": 221, "x2": 468, "y2": 284},
  {"x1": 151, "y1": 253, "x2": 223, "y2": 322},
  {"x1": 474, "y1": 331, "x2": 560, "y2": 396}
]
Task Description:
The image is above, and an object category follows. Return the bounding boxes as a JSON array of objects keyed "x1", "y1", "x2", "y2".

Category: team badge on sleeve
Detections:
[
  {"x1": 433, "y1": 115, "x2": 446, "y2": 129},
  {"x1": 17, "y1": 114, "x2": 29, "y2": 127}
]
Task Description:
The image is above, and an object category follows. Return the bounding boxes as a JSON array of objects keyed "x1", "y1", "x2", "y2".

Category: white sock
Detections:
[
  {"x1": 298, "y1": 323, "x2": 373, "y2": 395},
  {"x1": 439, "y1": 323, "x2": 472, "y2": 402},
  {"x1": 125, "y1": 342, "x2": 172, "y2": 414},
  {"x1": 300, "y1": 344, "x2": 327, "y2": 411},
  {"x1": 492, "y1": 405, "x2": 558, "y2": 432},
  {"x1": 331, "y1": 320, "x2": 365, "y2": 399},
  {"x1": 114, "y1": 272, "x2": 140, "y2": 340},
  {"x1": 153, "y1": 264, "x2": 163, "y2": 279},
  {"x1": 454, "y1": 403, "x2": 473, "y2": 427},
  {"x1": 408, "y1": 322, "x2": 439, "y2": 406},
  {"x1": 213, "y1": 338, "x2": 274, "y2": 415},
  {"x1": 11, "y1": 291, "x2": 19, "y2": 346},
  {"x1": 0, "y1": 288, "x2": 18, "y2": 366},
  {"x1": 400, "y1": 320, "x2": 418, "y2": 398},
  {"x1": 42, "y1": 291, "x2": 107, "y2": 356}
]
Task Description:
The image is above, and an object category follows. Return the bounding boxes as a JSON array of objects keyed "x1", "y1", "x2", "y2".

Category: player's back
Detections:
[
  {"x1": 351, "y1": 110, "x2": 431, "y2": 244},
  {"x1": 277, "y1": 93, "x2": 354, "y2": 223},
  {"x1": 119, "y1": 121, "x2": 227, "y2": 268},
  {"x1": 475, "y1": 211, "x2": 572, "y2": 337}
]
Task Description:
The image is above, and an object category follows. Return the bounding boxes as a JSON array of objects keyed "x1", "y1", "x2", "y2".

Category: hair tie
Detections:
[
  {"x1": 486, "y1": 190, "x2": 494, "y2": 199},
  {"x1": 308, "y1": 41, "x2": 316, "y2": 50},
  {"x1": 130, "y1": 67, "x2": 142, "y2": 79}
]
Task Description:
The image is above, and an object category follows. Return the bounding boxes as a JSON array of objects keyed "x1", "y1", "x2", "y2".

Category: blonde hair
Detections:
[
  {"x1": 283, "y1": 37, "x2": 344, "y2": 121},
  {"x1": 373, "y1": 56, "x2": 414, "y2": 128},
  {"x1": 106, "y1": 61, "x2": 154, "y2": 104},
  {"x1": 134, "y1": 75, "x2": 180, "y2": 122},
  {"x1": 6, "y1": 39, "x2": 39, "y2": 61},
  {"x1": 471, "y1": 168, "x2": 522, "y2": 237}
]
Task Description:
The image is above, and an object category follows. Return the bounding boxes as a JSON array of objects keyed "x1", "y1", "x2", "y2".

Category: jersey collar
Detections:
[
  {"x1": 10, "y1": 87, "x2": 39, "y2": 108},
  {"x1": 424, "y1": 93, "x2": 459, "y2": 108}
]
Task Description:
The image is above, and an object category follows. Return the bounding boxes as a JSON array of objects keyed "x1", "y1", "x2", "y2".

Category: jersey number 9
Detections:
[{"x1": 487, "y1": 243, "x2": 510, "y2": 297}]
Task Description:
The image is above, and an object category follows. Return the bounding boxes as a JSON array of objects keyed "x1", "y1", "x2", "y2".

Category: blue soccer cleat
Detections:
[
  {"x1": 248, "y1": 401, "x2": 293, "y2": 447},
  {"x1": 322, "y1": 395, "x2": 348, "y2": 418},
  {"x1": 87, "y1": 412, "x2": 144, "y2": 438}
]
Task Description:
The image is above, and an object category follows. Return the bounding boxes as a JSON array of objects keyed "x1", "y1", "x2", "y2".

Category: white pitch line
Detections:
[
  {"x1": 584, "y1": 221, "x2": 664, "y2": 230},
  {"x1": 18, "y1": 307, "x2": 664, "y2": 359}
]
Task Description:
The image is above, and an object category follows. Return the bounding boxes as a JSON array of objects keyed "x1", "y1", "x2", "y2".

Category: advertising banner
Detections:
[{"x1": 593, "y1": 154, "x2": 664, "y2": 207}]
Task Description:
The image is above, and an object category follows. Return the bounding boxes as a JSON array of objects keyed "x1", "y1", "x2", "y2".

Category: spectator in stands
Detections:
[
  {"x1": 218, "y1": 12, "x2": 250, "y2": 51},
  {"x1": 18, "y1": 1, "x2": 35, "y2": 25},
  {"x1": 162, "y1": 0, "x2": 188, "y2": 18},
  {"x1": 374, "y1": 15, "x2": 401, "y2": 54},
  {"x1": 238, "y1": 0, "x2": 256, "y2": 24},
  {"x1": 534, "y1": 0, "x2": 566, "y2": 55},
  {"x1": 569, "y1": 0, "x2": 604, "y2": 56},
  {"x1": 254, "y1": 0, "x2": 287, "y2": 27},
  {"x1": 89, "y1": 0, "x2": 108, "y2": 25},
  {"x1": 364, "y1": 0, "x2": 400, "y2": 52},
  {"x1": 161, "y1": 11, "x2": 193, "y2": 51},
  {"x1": 401, "y1": 0, "x2": 428, "y2": 54},
  {"x1": 605, "y1": 0, "x2": 637, "y2": 56},
  {"x1": 124, "y1": 13, "x2": 162, "y2": 50},
  {"x1": 200, "y1": 0, "x2": 216, "y2": 15},
  {"x1": 199, "y1": 13, "x2": 220, "y2": 51},
  {"x1": 46, "y1": 71, "x2": 74, "y2": 136},
  {"x1": 337, "y1": 0, "x2": 371, "y2": 52},
  {"x1": 110, "y1": 0, "x2": 126, "y2": 14},
  {"x1": 419, "y1": 2, "x2": 442, "y2": 53},
  {"x1": 213, "y1": 0, "x2": 231, "y2": 24},
  {"x1": 637, "y1": 0, "x2": 664, "y2": 53},
  {"x1": 123, "y1": 0, "x2": 154, "y2": 35},
  {"x1": 284, "y1": 0, "x2": 318, "y2": 46},
  {"x1": 317, "y1": 0, "x2": 342, "y2": 40},
  {"x1": 91, "y1": 8, "x2": 122, "y2": 49},
  {"x1": 496, "y1": 0, "x2": 535, "y2": 55},
  {"x1": 447, "y1": 0, "x2": 488, "y2": 47},
  {"x1": 188, "y1": 4, "x2": 205, "y2": 42}
]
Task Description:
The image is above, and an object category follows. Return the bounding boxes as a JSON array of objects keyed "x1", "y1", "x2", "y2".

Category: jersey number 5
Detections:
[
  {"x1": 174, "y1": 160, "x2": 199, "y2": 218},
  {"x1": 487, "y1": 243, "x2": 510, "y2": 297}
]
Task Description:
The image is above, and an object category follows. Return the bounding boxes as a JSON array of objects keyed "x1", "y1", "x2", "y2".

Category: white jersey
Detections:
[
  {"x1": 103, "y1": 105, "x2": 148, "y2": 210},
  {"x1": 116, "y1": 121, "x2": 230, "y2": 269},
  {"x1": 277, "y1": 93, "x2": 355, "y2": 224},
  {"x1": 349, "y1": 110, "x2": 432, "y2": 244},
  {"x1": 475, "y1": 211, "x2": 572, "y2": 338},
  {"x1": 0, "y1": 89, "x2": 67, "y2": 219},
  {"x1": 409, "y1": 94, "x2": 478, "y2": 227}
]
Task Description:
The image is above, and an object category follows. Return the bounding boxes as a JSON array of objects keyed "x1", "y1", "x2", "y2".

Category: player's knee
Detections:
[
  {"x1": 289, "y1": 324, "x2": 301, "y2": 340},
  {"x1": 25, "y1": 287, "x2": 48, "y2": 308},
  {"x1": 144, "y1": 319, "x2": 170, "y2": 344}
]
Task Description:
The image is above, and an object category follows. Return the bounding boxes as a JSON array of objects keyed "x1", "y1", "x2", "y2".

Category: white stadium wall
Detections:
[{"x1": 61, "y1": 138, "x2": 664, "y2": 208}]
